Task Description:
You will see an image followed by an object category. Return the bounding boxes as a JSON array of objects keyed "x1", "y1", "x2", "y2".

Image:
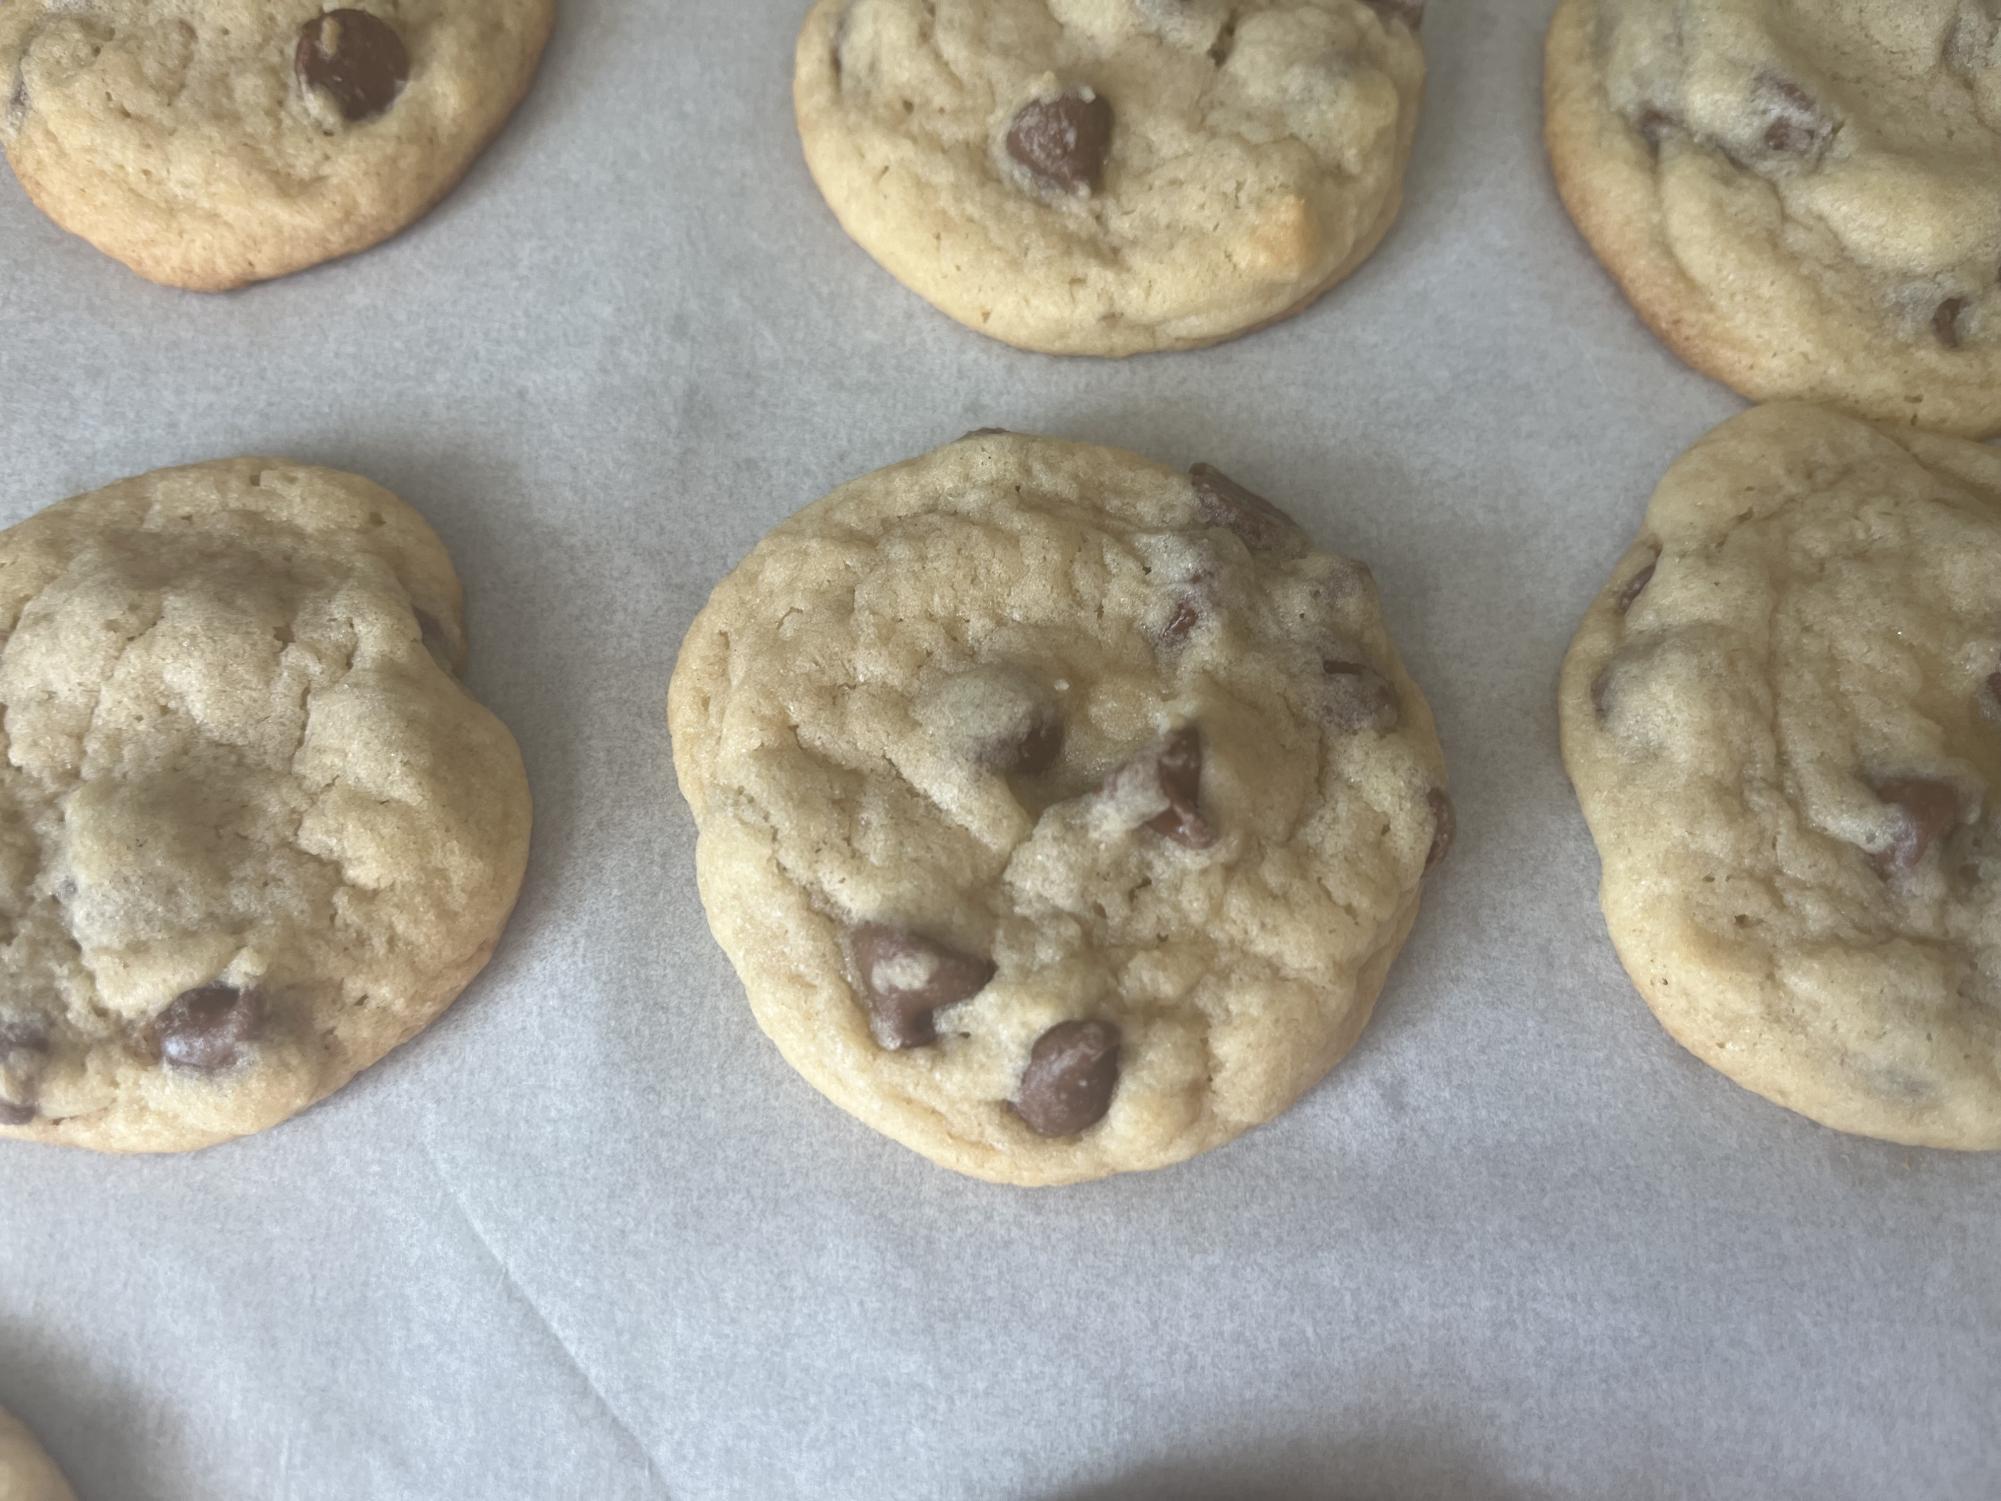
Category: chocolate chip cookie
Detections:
[
  {"x1": 1560, "y1": 403, "x2": 2001, "y2": 1150},
  {"x1": 0, "y1": 1409, "x2": 75, "y2": 1501},
  {"x1": 0, "y1": 2, "x2": 556, "y2": 290},
  {"x1": 795, "y1": 0, "x2": 1426, "y2": 356},
  {"x1": 1546, "y1": 0, "x2": 2001, "y2": 437},
  {"x1": 669, "y1": 431, "x2": 1450, "y2": 1185},
  {"x1": 0, "y1": 459, "x2": 531, "y2": 1153}
]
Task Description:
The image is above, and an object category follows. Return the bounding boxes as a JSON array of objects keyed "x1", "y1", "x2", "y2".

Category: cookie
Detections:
[
  {"x1": 0, "y1": 2, "x2": 556, "y2": 290},
  {"x1": 669, "y1": 431, "x2": 1450, "y2": 1185},
  {"x1": 0, "y1": 459, "x2": 531, "y2": 1154},
  {"x1": 0, "y1": 1409, "x2": 76, "y2": 1501},
  {"x1": 1560, "y1": 403, "x2": 2001, "y2": 1151},
  {"x1": 1545, "y1": 0, "x2": 2001, "y2": 438},
  {"x1": 794, "y1": 0, "x2": 1426, "y2": 357}
]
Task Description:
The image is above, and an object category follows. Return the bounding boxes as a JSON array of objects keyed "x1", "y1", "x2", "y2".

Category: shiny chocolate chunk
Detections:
[
  {"x1": 1868, "y1": 777, "x2": 1963, "y2": 875},
  {"x1": 1425, "y1": 788, "x2": 1455, "y2": 872},
  {"x1": 153, "y1": 984, "x2": 264, "y2": 1071},
  {"x1": 1012, "y1": 1020, "x2": 1121, "y2": 1136},
  {"x1": 1189, "y1": 463, "x2": 1303, "y2": 555},
  {"x1": 296, "y1": 10, "x2": 410, "y2": 123},
  {"x1": 851, "y1": 925, "x2": 995, "y2": 1050},
  {"x1": 1110, "y1": 725, "x2": 1216, "y2": 849},
  {"x1": 1006, "y1": 90, "x2": 1114, "y2": 193},
  {"x1": 1321, "y1": 658, "x2": 1400, "y2": 733}
]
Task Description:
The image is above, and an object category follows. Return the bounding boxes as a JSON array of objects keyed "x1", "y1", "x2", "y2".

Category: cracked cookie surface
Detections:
[
  {"x1": 1546, "y1": 0, "x2": 2001, "y2": 436},
  {"x1": 668, "y1": 431, "x2": 1449, "y2": 1185},
  {"x1": 0, "y1": 1, "x2": 556, "y2": 290},
  {"x1": 0, "y1": 459, "x2": 531, "y2": 1154},
  {"x1": 1560, "y1": 403, "x2": 2001, "y2": 1150},
  {"x1": 794, "y1": 0, "x2": 1426, "y2": 357},
  {"x1": 0, "y1": 1410, "x2": 75, "y2": 1501}
]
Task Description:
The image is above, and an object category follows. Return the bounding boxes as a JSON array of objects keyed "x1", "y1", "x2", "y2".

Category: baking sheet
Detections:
[{"x1": 1, "y1": 3, "x2": 1995, "y2": 1497}]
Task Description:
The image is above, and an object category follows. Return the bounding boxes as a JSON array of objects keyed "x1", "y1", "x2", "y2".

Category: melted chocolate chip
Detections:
[
  {"x1": 1112, "y1": 725, "x2": 1216, "y2": 849},
  {"x1": 1935, "y1": 297, "x2": 1967, "y2": 350},
  {"x1": 1006, "y1": 90, "x2": 1114, "y2": 193},
  {"x1": 1362, "y1": 0, "x2": 1425, "y2": 28},
  {"x1": 1425, "y1": 788, "x2": 1455, "y2": 872},
  {"x1": 1869, "y1": 777, "x2": 1963, "y2": 875},
  {"x1": 1189, "y1": 464, "x2": 1304, "y2": 555},
  {"x1": 1757, "y1": 75, "x2": 1834, "y2": 158},
  {"x1": 296, "y1": 10, "x2": 410, "y2": 123},
  {"x1": 152, "y1": 984, "x2": 263, "y2": 1071},
  {"x1": 1012, "y1": 1020, "x2": 1121, "y2": 1136},
  {"x1": 1161, "y1": 594, "x2": 1202, "y2": 644},
  {"x1": 1616, "y1": 561, "x2": 1657, "y2": 614},
  {"x1": 851, "y1": 925, "x2": 995, "y2": 1050},
  {"x1": 1321, "y1": 659, "x2": 1400, "y2": 733}
]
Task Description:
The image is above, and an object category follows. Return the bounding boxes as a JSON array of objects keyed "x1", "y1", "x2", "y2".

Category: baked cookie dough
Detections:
[
  {"x1": 0, "y1": 1409, "x2": 75, "y2": 1501},
  {"x1": 1560, "y1": 403, "x2": 2001, "y2": 1150},
  {"x1": 0, "y1": 459, "x2": 531, "y2": 1154},
  {"x1": 0, "y1": 1, "x2": 556, "y2": 290},
  {"x1": 669, "y1": 431, "x2": 1451, "y2": 1185},
  {"x1": 1546, "y1": 0, "x2": 2001, "y2": 437},
  {"x1": 794, "y1": 0, "x2": 1426, "y2": 356}
]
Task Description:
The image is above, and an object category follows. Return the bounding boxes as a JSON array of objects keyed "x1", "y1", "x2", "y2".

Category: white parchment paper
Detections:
[{"x1": 0, "y1": 3, "x2": 1995, "y2": 1497}]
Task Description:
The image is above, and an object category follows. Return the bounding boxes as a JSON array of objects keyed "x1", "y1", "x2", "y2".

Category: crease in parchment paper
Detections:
[{"x1": 422, "y1": 1137, "x2": 675, "y2": 1498}]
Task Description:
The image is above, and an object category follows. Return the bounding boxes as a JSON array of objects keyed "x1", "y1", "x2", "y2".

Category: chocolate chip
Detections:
[
  {"x1": 1935, "y1": 297, "x2": 1967, "y2": 350},
  {"x1": 851, "y1": 925, "x2": 995, "y2": 1050},
  {"x1": 1757, "y1": 75, "x2": 1834, "y2": 158},
  {"x1": 1190, "y1": 464, "x2": 1304, "y2": 555},
  {"x1": 1363, "y1": 0, "x2": 1425, "y2": 28},
  {"x1": 1114, "y1": 725, "x2": 1216, "y2": 849},
  {"x1": 295, "y1": 10, "x2": 410, "y2": 124},
  {"x1": 1616, "y1": 561, "x2": 1657, "y2": 614},
  {"x1": 1425, "y1": 788, "x2": 1454, "y2": 872},
  {"x1": 1321, "y1": 659, "x2": 1400, "y2": 733},
  {"x1": 1868, "y1": 777, "x2": 1963, "y2": 875},
  {"x1": 1006, "y1": 90, "x2": 1113, "y2": 193},
  {"x1": 1161, "y1": 594, "x2": 1202, "y2": 644},
  {"x1": 152, "y1": 984, "x2": 263, "y2": 1071},
  {"x1": 1012, "y1": 1020, "x2": 1121, "y2": 1136}
]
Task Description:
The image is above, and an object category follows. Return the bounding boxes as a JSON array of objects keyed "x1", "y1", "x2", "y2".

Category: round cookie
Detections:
[
  {"x1": 0, "y1": 1, "x2": 556, "y2": 290},
  {"x1": 669, "y1": 431, "x2": 1451, "y2": 1185},
  {"x1": 1545, "y1": 0, "x2": 2001, "y2": 438},
  {"x1": 0, "y1": 1410, "x2": 76, "y2": 1501},
  {"x1": 794, "y1": 0, "x2": 1426, "y2": 357},
  {"x1": 1560, "y1": 403, "x2": 2001, "y2": 1151},
  {"x1": 0, "y1": 459, "x2": 532, "y2": 1154}
]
